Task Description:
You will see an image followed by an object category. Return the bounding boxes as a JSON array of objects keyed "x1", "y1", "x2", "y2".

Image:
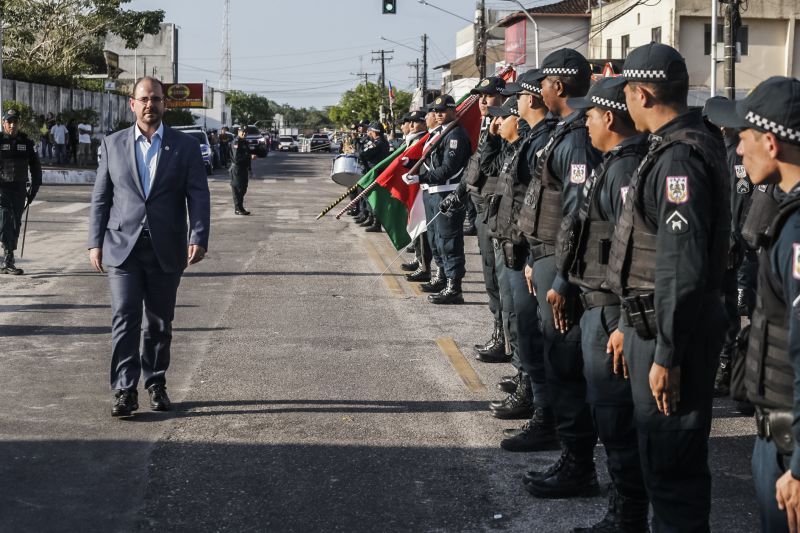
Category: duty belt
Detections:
[
  {"x1": 530, "y1": 243, "x2": 555, "y2": 262},
  {"x1": 755, "y1": 406, "x2": 795, "y2": 456},
  {"x1": 579, "y1": 291, "x2": 620, "y2": 310}
]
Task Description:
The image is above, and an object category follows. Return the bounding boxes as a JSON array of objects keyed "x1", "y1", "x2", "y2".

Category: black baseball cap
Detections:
[
  {"x1": 2, "y1": 109, "x2": 20, "y2": 122},
  {"x1": 470, "y1": 76, "x2": 506, "y2": 95},
  {"x1": 530, "y1": 48, "x2": 591, "y2": 82},
  {"x1": 408, "y1": 110, "x2": 427, "y2": 123},
  {"x1": 704, "y1": 76, "x2": 800, "y2": 146},
  {"x1": 567, "y1": 76, "x2": 629, "y2": 113},
  {"x1": 701, "y1": 95, "x2": 728, "y2": 119},
  {"x1": 619, "y1": 42, "x2": 688, "y2": 83},
  {"x1": 487, "y1": 97, "x2": 519, "y2": 118},
  {"x1": 400, "y1": 113, "x2": 411, "y2": 123},
  {"x1": 430, "y1": 94, "x2": 456, "y2": 111},
  {"x1": 503, "y1": 69, "x2": 544, "y2": 96},
  {"x1": 368, "y1": 122, "x2": 384, "y2": 133}
]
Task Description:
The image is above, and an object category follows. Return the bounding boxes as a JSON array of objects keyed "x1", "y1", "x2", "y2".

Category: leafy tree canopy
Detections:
[
  {"x1": 328, "y1": 82, "x2": 413, "y2": 128},
  {"x1": 227, "y1": 90, "x2": 272, "y2": 126}
]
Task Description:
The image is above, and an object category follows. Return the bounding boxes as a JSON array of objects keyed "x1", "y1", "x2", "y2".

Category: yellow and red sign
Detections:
[{"x1": 163, "y1": 83, "x2": 206, "y2": 108}]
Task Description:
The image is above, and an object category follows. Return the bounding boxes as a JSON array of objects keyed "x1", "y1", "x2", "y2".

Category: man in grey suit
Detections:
[{"x1": 88, "y1": 77, "x2": 211, "y2": 417}]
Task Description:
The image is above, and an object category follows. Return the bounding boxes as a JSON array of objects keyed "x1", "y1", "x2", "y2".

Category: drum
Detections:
[{"x1": 331, "y1": 154, "x2": 363, "y2": 187}]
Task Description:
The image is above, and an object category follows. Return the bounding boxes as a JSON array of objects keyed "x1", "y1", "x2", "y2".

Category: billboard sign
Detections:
[
  {"x1": 164, "y1": 83, "x2": 206, "y2": 108},
  {"x1": 505, "y1": 19, "x2": 527, "y2": 66}
]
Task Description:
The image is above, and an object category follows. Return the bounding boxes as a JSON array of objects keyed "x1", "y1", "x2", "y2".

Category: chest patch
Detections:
[
  {"x1": 794, "y1": 243, "x2": 800, "y2": 280},
  {"x1": 449, "y1": 139, "x2": 458, "y2": 149},
  {"x1": 620, "y1": 186, "x2": 630, "y2": 206},
  {"x1": 735, "y1": 165, "x2": 747, "y2": 179},
  {"x1": 16, "y1": 144, "x2": 26, "y2": 151},
  {"x1": 666, "y1": 210, "x2": 688, "y2": 234},
  {"x1": 666, "y1": 176, "x2": 689, "y2": 204},
  {"x1": 736, "y1": 178, "x2": 750, "y2": 194},
  {"x1": 570, "y1": 164, "x2": 587, "y2": 184},
  {"x1": 0, "y1": 144, "x2": 10, "y2": 151}
]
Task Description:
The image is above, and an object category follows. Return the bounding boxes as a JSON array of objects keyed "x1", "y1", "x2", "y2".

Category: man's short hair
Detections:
[
  {"x1": 553, "y1": 74, "x2": 590, "y2": 98},
  {"x1": 611, "y1": 109, "x2": 636, "y2": 132},
  {"x1": 131, "y1": 76, "x2": 165, "y2": 97},
  {"x1": 628, "y1": 79, "x2": 689, "y2": 108}
]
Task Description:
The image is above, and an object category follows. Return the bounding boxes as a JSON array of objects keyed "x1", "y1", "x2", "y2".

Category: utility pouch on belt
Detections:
[
  {"x1": 730, "y1": 324, "x2": 750, "y2": 402},
  {"x1": 755, "y1": 407, "x2": 796, "y2": 456},
  {"x1": 555, "y1": 214, "x2": 579, "y2": 277},
  {"x1": 622, "y1": 293, "x2": 657, "y2": 340},
  {"x1": 502, "y1": 240, "x2": 526, "y2": 270}
]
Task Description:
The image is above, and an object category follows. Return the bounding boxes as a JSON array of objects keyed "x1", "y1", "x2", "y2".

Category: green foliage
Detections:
[
  {"x1": 2, "y1": 101, "x2": 39, "y2": 138},
  {"x1": 227, "y1": 90, "x2": 272, "y2": 126},
  {"x1": 328, "y1": 82, "x2": 414, "y2": 127},
  {"x1": 268, "y1": 101, "x2": 333, "y2": 133},
  {"x1": 3, "y1": 0, "x2": 164, "y2": 87},
  {"x1": 162, "y1": 109, "x2": 196, "y2": 127}
]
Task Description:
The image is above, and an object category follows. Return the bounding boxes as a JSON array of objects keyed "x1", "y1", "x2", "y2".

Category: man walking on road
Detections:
[{"x1": 87, "y1": 76, "x2": 211, "y2": 417}]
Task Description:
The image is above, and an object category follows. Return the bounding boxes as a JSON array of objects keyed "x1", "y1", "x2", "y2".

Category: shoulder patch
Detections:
[
  {"x1": 620, "y1": 186, "x2": 630, "y2": 205},
  {"x1": 735, "y1": 165, "x2": 747, "y2": 179},
  {"x1": 570, "y1": 164, "x2": 587, "y2": 184},
  {"x1": 666, "y1": 210, "x2": 689, "y2": 234},
  {"x1": 794, "y1": 243, "x2": 800, "y2": 280},
  {"x1": 449, "y1": 139, "x2": 458, "y2": 149},
  {"x1": 666, "y1": 176, "x2": 689, "y2": 204},
  {"x1": 736, "y1": 178, "x2": 750, "y2": 194}
]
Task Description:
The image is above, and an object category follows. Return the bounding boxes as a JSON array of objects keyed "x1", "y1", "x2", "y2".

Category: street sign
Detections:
[
  {"x1": 104, "y1": 81, "x2": 116, "y2": 91},
  {"x1": 163, "y1": 83, "x2": 207, "y2": 108}
]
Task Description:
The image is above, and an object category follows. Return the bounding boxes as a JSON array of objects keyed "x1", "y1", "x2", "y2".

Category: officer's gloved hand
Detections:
[
  {"x1": 439, "y1": 191, "x2": 462, "y2": 214},
  {"x1": 401, "y1": 173, "x2": 420, "y2": 185}
]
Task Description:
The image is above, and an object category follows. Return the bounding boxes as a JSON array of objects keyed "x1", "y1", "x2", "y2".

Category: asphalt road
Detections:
[{"x1": 0, "y1": 151, "x2": 758, "y2": 532}]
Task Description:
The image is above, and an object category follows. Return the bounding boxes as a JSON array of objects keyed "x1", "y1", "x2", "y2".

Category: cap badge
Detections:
[{"x1": 480, "y1": 79, "x2": 490, "y2": 87}]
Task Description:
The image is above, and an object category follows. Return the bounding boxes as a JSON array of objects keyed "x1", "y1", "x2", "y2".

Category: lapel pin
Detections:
[{"x1": 164, "y1": 146, "x2": 170, "y2": 151}]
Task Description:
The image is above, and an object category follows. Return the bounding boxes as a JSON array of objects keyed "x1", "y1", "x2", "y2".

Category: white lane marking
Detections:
[
  {"x1": 263, "y1": 179, "x2": 277, "y2": 184},
  {"x1": 295, "y1": 178, "x2": 308, "y2": 184},
  {"x1": 276, "y1": 209, "x2": 299, "y2": 220},
  {"x1": 41, "y1": 202, "x2": 91, "y2": 214},
  {"x1": 29, "y1": 200, "x2": 46, "y2": 207}
]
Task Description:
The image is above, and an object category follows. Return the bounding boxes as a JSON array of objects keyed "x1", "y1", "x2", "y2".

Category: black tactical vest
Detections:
[
  {"x1": 493, "y1": 137, "x2": 531, "y2": 243},
  {"x1": 465, "y1": 129, "x2": 489, "y2": 193},
  {"x1": 568, "y1": 143, "x2": 648, "y2": 291},
  {"x1": 606, "y1": 129, "x2": 729, "y2": 296},
  {"x1": 0, "y1": 133, "x2": 33, "y2": 184},
  {"x1": 745, "y1": 196, "x2": 800, "y2": 409},
  {"x1": 741, "y1": 184, "x2": 780, "y2": 250},
  {"x1": 516, "y1": 120, "x2": 586, "y2": 246}
]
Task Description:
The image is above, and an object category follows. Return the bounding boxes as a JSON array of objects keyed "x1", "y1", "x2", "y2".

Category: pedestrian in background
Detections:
[
  {"x1": 67, "y1": 119, "x2": 79, "y2": 165},
  {"x1": 230, "y1": 126, "x2": 255, "y2": 215},
  {"x1": 50, "y1": 117, "x2": 68, "y2": 165},
  {"x1": 77, "y1": 121, "x2": 92, "y2": 166}
]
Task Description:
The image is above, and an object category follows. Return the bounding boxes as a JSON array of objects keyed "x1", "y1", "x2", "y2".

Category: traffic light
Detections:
[{"x1": 382, "y1": 0, "x2": 396, "y2": 14}]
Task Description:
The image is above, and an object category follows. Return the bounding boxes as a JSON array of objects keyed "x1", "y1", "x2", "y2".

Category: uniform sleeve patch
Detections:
[
  {"x1": 570, "y1": 164, "x2": 587, "y2": 184},
  {"x1": 449, "y1": 139, "x2": 458, "y2": 149},
  {"x1": 735, "y1": 165, "x2": 747, "y2": 179},
  {"x1": 666, "y1": 210, "x2": 688, "y2": 234},
  {"x1": 666, "y1": 176, "x2": 689, "y2": 204},
  {"x1": 620, "y1": 186, "x2": 630, "y2": 205},
  {"x1": 793, "y1": 243, "x2": 800, "y2": 280}
]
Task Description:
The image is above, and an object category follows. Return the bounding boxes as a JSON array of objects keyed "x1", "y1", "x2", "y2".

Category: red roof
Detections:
[{"x1": 498, "y1": 0, "x2": 594, "y2": 26}]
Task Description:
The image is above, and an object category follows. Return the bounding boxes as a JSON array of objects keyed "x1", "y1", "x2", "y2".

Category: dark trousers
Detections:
[
  {"x1": 621, "y1": 292, "x2": 724, "y2": 533},
  {"x1": 423, "y1": 190, "x2": 465, "y2": 279},
  {"x1": 581, "y1": 305, "x2": 645, "y2": 499},
  {"x1": 721, "y1": 268, "x2": 741, "y2": 361},
  {"x1": 494, "y1": 246, "x2": 515, "y2": 364},
  {"x1": 532, "y1": 255, "x2": 595, "y2": 455},
  {"x1": 738, "y1": 248, "x2": 758, "y2": 316},
  {"x1": 108, "y1": 235, "x2": 182, "y2": 391},
  {"x1": 0, "y1": 183, "x2": 26, "y2": 251},
  {"x1": 230, "y1": 166, "x2": 249, "y2": 209},
  {"x1": 501, "y1": 251, "x2": 549, "y2": 407},
  {"x1": 475, "y1": 204, "x2": 501, "y2": 320},
  {"x1": 752, "y1": 436, "x2": 790, "y2": 533},
  {"x1": 464, "y1": 195, "x2": 476, "y2": 227},
  {"x1": 414, "y1": 232, "x2": 432, "y2": 271}
]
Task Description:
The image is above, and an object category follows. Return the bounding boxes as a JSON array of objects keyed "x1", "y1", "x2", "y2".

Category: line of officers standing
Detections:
[{"x1": 386, "y1": 42, "x2": 800, "y2": 533}]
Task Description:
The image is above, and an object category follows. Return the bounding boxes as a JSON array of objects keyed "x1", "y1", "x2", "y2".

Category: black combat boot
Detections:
[
  {"x1": 401, "y1": 259, "x2": 420, "y2": 272},
  {"x1": 498, "y1": 371, "x2": 522, "y2": 394},
  {"x1": 405, "y1": 266, "x2": 430, "y2": 282},
  {"x1": 475, "y1": 320, "x2": 509, "y2": 362},
  {"x1": 490, "y1": 376, "x2": 534, "y2": 420},
  {"x1": 364, "y1": 218, "x2": 381, "y2": 232},
  {"x1": 419, "y1": 267, "x2": 446, "y2": 293},
  {"x1": 235, "y1": 206, "x2": 251, "y2": 215},
  {"x1": 428, "y1": 278, "x2": 463, "y2": 304},
  {"x1": 714, "y1": 356, "x2": 731, "y2": 397},
  {"x1": 572, "y1": 486, "x2": 649, "y2": 533},
  {"x1": 1, "y1": 250, "x2": 23, "y2": 275},
  {"x1": 111, "y1": 389, "x2": 139, "y2": 417},
  {"x1": 359, "y1": 214, "x2": 375, "y2": 227},
  {"x1": 500, "y1": 405, "x2": 560, "y2": 452},
  {"x1": 523, "y1": 449, "x2": 600, "y2": 499},
  {"x1": 354, "y1": 212, "x2": 368, "y2": 223}
]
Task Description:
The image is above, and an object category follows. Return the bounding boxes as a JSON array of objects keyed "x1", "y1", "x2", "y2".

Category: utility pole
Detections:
[
  {"x1": 722, "y1": 0, "x2": 741, "y2": 100},
  {"x1": 408, "y1": 59, "x2": 420, "y2": 87},
  {"x1": 372, "y1": 49, "x2": 393, "y2": 121},
  {"x1": 474, "y1": 0, "x2": 487, "y2": 79},
  {"x1": 710, "y1": 0, "x2": 717, "y2": 97},
  {"x1": 220, "y1": 0, "x2": 232, "y2": 91},
  {"x1": 422, "y1": 34, "x2": 428, "y2": 105},
  {"x1": 350, "y1": 72, "x2": 374, "y2": 85}
]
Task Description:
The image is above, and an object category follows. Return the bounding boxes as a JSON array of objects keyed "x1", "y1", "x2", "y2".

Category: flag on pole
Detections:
[{"x1": 388, "y1": 81, "x2": 396, "y2": 105}]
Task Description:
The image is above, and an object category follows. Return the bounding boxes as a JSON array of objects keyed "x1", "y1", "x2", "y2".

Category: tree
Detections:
[
  {"x1": 162, "y1": 109, "x2": 195, "y2": 127},
  {"x1": 328, "y1": 82, "x2": 414, "y2": 127},
  {"x1": 3, "y1": 0, "x2": 164, "y2": 85},
  {"x1": 227, "y1": 90, "x2": 272, "y2": 126}
]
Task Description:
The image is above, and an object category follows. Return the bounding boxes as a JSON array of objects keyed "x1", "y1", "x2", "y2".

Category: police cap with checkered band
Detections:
[
  {"x1": 618, "y1": 42, "x2": 688, "y2": 83},
  {"x1": 567, "y1": 76, "x2": 629, "y2": 113},
  {"x1": 470, "y1": 76, "x2": 506, "y2": 96},
  {"x1": 502, "y1": 69, "x2": 544, "y2": 96},
  {"x1": 529, "y1": 49, "x2": 592, "y2": 83},
  {"x1": 704, "y1": 76, "x2": 800, "y2": 146},
  {"x1": 487, "y1": 97, "x2": 519, "y2": 118}
]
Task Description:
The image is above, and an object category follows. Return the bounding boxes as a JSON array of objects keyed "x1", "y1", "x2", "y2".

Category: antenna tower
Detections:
[{"x1": 220, "y1": 0, "x2": 231, "y2": 90}]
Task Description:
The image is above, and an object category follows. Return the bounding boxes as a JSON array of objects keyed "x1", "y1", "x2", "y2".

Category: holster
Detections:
[
  {"x1": 555, "y1": 214, "x2": 580, "y2": 278},
  {"x1": 502, "y1": 239, "x2": 527, "y2": 270},
  {"x1": 755, "y1": 407, "x2": 796, "y2": 456},
  {"x1": 622, "y1": 293, "x2": 657, "y2": 340}
]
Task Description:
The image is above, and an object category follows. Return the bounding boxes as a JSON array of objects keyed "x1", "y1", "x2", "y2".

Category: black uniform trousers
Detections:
[
  {"x1": 581, "y1": 304, "x2": 645, "y2": 499},
  {"x1": 472, "y1": 194, "x2": 501, "y2": 321},
  {"x1": 423, "y1": 189, "x2": 465, "y2": 279},
  {"x1": 108, "y1": 233, "x2": 182, "y2": 391},
  {"x1": 229, "y1": 164, "x2": 249, "y2": 210},
  {"x1": 721, "y1": 267, "x2": 741, "y2": 361},
  {"x1": 532, "y1": 255, "x2": 596, "y2": 455},
  {"x1": 621, "y1": 291, "x2": 724, "y2": 533},
  {"x1": 752, "y1": 436, "x2": 790, "y2": 533},
  {"x1": 464, "y1": 195, "x2": 476, "y2": 227},
  {"x1": 414, "y1": 232, "x2": 432, "y2": 271},
  {"x1": 0, "y1": 183, "x2": 27, "y2": 251}
]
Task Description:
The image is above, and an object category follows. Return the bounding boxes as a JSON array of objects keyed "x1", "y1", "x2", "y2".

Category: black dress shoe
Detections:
[
  {"x1": 364, "y1": 221, "x2": 381, "y2": 232},
  {"x1": 498, "y1": 372, "x2": 521, "y2": 394},
  {"x1": 500, "y1": 407, "x2": 560, "y2": 452},
  {"x1": 401, "y1": 260, "x2": 419, "y2": 272},
  {"x1": 112, "y1": 389, "x2": 139, "y2": 417},
  {"x1": 359, "y1": 216, "x2": 375, "y2": 227},
  {"x1": 235, "y1": 209, "x2": 250, "y2": 216},
  {"x1": 405, "y1": 267, "x2": 430, "y2": 282},
  {"x1": 147, "y1": 383, "x2": 172, "y2": 411},
  {"x1": 524, "y1": 450, "x2": 600, "y2": 499}
]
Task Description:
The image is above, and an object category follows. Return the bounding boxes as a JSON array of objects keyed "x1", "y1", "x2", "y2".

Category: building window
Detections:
[
  {"x1": 637, "y1": 13, "x2": 641, "y2": 25},
  {"x1": 652, "y1": 26, "x2": 662, "y2": 43},
  {"x1": 607, "y1": 38, "x2": 612, "y2": 59},
  {"x1": 621, "y1": 34, "x2": 630, "y2": 59},
  {"x1": 704, "y1": 24, "x2": 748, "y2": 56}
]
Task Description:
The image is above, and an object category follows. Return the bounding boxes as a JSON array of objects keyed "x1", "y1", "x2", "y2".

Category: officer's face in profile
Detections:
[
  {"x1": 401, "y1": 122, "x2": 410, "y2": 135},
  {"x1": 737, "y1": 129, "x2": 779, "y2": 186},
  {"x1": 367, "y1": 130, "x2": 379, "y2": 140},
  {"x1": 425, "y1": 112, "x2": 437, "y2": 130},
  {"x1": 623, "y1": 83, "x2": 647, "y2": 132},
  {"x1": 130, "y1": 80, "x2": 164, "y2": 127},
  {"x1": 2, "y1": 120, "x2": 19, "y2": 136},
  {"x1": 409, "y1": 120, "x2": 426, "y2": 134},
  {"x1": 434, "y1": 108, "x2": 455, "y2": 126},
  {"x1": 478, "y1": 94, "x2": 503, "y2": 117},
  {"x1": 585, "y1": 107, "x2": 611, "y2": 153},
  {"x1": 540, "y1": 77, "x2": 561, "y2": 113},
  {"x1": 498, "y1": 115, "x2": 519, "y2": 142}
]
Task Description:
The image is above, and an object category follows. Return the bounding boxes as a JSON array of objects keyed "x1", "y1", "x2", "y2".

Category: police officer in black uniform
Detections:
[
  {"x1": 515, "y1": 49, "x2": 602, "y2": 499},
  {"x1": 230, "y1": 126, "x2": 254, "y2": 215},
  {"x1": 403, "y1": 110, "x2": 434, "y2": 282},
  {"x1": 605, "y1": 43, "x2": 730, "y2": 531},
  {"x1": 706, "y1": 76, "x2": 800, "y2": 533},
  {"x1": 561, "y1": 77, "x2": 650, "y2": 531},
  {"x1": 0, "y1": 109, "x2": 41, "y2": 275},
  {"x1": 404, "y1": 95, "x2": 472, "y2": 304},
  {"x1": 357, "y1": 122, "x2": 391, "y2": 233}
]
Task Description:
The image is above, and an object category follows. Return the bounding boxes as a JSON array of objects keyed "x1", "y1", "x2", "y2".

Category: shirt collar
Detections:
[{"x1": 135, "y1": 122, "x2": 164, "y2": 143}]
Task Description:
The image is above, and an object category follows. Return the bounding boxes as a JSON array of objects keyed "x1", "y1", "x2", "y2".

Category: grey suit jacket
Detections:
[{"x1": 88, "y1": 125, "x2": 211, "y2": 273}]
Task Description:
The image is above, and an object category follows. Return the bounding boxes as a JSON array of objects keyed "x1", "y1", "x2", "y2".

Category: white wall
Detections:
[
  {"x1": 106, "y1": 23, "x2": 178, "y2": 83},
  {"x1": 516, "y1": 15, "x2": 591, "y2": 70},
  {"x1": 589, "y1": 0, "x2": 677, "y2": 58}
]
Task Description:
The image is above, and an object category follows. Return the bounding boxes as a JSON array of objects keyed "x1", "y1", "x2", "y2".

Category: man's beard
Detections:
[{"x1": 140, "y1": 111, "x2": 161, "y2": 125}]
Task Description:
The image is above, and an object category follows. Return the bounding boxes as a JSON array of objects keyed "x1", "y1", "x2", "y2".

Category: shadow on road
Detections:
[{"x1": 0, "y1": 325, "x2": 229, "y2": 336}]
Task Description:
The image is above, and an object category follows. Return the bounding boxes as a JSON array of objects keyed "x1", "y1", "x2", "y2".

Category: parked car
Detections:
[
  {"x1": 182, "y1": 129, "x2": 214, "y2": 175},
  {"x1": 278, "y1": 135, "x2": 298, "y2": 152},
  {"x1": 309, "y1": 133, "x2": 331, "y2": 152}
]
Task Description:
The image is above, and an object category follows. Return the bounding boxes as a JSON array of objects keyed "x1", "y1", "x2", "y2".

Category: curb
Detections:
[{"x1": 42, "y1": 169, "x2": 96, "y2": 185}]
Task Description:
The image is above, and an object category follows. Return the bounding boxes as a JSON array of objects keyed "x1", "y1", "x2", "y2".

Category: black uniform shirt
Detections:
[
  {"x1": 232, "y1": 136, "x2": 252, "y2": 170},
  {"x1": 422, "y1": 123, "x2": 472, "y2": 186},
  {"x1": 599, "y1": 134, "x2": 648, "y2": 222},
  {"x1": 358, "y1": 135, "x2": 390, "y2": 170},
  {"x1": 0, "y1": 131, "x2": 42, "y2": 198}
]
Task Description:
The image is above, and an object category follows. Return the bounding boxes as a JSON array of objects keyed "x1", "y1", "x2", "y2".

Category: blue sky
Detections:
[{"x1": 126, "y1": 0, "x2": 516, "y2": 109}]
